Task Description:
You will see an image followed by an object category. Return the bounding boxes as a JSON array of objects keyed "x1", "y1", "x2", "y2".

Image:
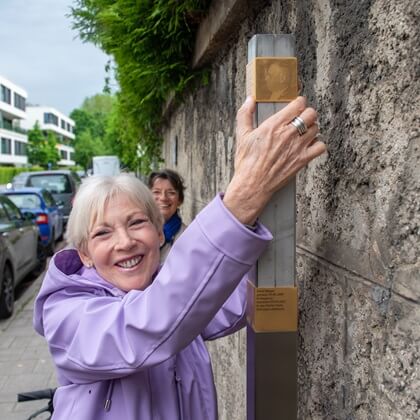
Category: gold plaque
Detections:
[
  {"x1": 246, "y1": 57, "x2": 298, "y2": 102},
  {"x1": 247, "y1": 281, "x2": 298, "y2": 332}
]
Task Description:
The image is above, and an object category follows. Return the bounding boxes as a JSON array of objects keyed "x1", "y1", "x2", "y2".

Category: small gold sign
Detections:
[
  {"x1": 247, "y1": 281, "x2": 298, "y2": 332},
  {"x1": 246, "y1": 57, "x2": 298, "y2": 102}
]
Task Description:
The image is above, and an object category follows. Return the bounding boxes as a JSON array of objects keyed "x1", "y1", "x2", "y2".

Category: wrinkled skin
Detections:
[{"x1": 224, "y1": 96, "x2": 326, "y2": 224}]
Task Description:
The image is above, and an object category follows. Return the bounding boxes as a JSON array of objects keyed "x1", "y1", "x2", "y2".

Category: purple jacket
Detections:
[{"x1": 33, "y1": 195, "x2": 272, "y2": 419}]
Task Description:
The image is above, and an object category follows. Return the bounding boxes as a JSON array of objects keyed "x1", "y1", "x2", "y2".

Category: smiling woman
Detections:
[
  {"x1": 78, "y1": 194, "x2": 163, "y2": 291},
  {"x1": 148, "y1": 169, "x2": 187, "y2": 261},
  {"x1": 32, "y1": 96, "x2": 325, "y2": 419}
]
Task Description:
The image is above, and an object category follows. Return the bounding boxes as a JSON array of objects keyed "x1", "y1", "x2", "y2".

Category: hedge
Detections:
[{"x1": 0, "y1": 166, "x2": 43, "y2": 185}]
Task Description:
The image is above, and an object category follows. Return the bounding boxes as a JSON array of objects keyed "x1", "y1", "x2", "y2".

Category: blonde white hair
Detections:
[{"x1": 66, "y1": 173, "x2": 163, "y2": 251}]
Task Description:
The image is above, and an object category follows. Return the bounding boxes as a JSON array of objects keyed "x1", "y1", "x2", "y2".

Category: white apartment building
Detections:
[
  {"x1": 0, "y1": 75, "x2": 28, "y2": 166},
  {"x1": 21, "y1": 106, "x2": 76, "y2": 166}
]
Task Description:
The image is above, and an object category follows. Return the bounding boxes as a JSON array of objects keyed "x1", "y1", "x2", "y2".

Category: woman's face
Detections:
[
  {"x1": 150, "y1": 178, "x2": 182, "y2": 222},
  {"x1": 78, "y1": 194, "x2": 163, "y2": 291}
]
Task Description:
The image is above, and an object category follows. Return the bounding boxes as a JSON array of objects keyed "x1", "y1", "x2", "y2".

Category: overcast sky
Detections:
[{"x1": 0, "y1": 0, "x2": 113, "y2": 116}]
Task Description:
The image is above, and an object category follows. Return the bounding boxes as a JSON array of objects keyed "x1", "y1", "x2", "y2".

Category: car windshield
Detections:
[
  {"x1": 7, "y1": 193, "x2": 42, "y2": 209},
  {"x1": 12, "y1": 174, "x2": 28, "y2": 188},
  {"x1": 28, "y1": 174, "x2": 71, "y2": 194}
]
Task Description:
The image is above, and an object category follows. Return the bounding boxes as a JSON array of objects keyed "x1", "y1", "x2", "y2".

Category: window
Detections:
[
  {"x1": 42, "y1": 190, "x2": 56, "y2": 207},
  {"x1": 0, "y1": 202, "x2": 8, "y2": 224},
  {"x1": 1, "y1": 85, "x2": 11, "y2": 104},
  {"x1": 66, "y1": 123, "x2": 72, "y2": 132},
  {"x1": 14, "y1": 141, "x2": 27, "y2": 156},
  {"x1": 44, "y1": 112, "x2": 58, "y2": 126},
  {"x1": 70, "y1": 152, "x2": 75, "y2": 161},
  {"x1": 60, "y1": 150, "x2": 68, "y2": 159},
  {"x1": 2, "y1": 198, "x2": 22, "y2": 221},
  {"x1": 1, "y1": 117, "x2": 13, "y2": 130},
  {"x1": 1, "y1": 137, "x2": 12, "y2": 154},
  {"x1": 6, "y1": 193, "x2": 42, "y2": 210},
  {"x1": 28, "y1": 174, "x2": 72, "y2": 194},
  {"x1": 13, "y1": 93, "x2": 26, "y2": 111}
]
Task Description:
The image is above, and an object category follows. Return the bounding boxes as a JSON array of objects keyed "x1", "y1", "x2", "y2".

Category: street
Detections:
[{"x1": 0, "y1": 243, "x2": 64, "y2": 419}]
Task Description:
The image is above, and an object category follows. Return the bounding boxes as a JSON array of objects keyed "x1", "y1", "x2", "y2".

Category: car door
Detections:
[
  {"x1": 0, "y1": 202, "x2": 15, "y2": 270},
  {"x1": 42, "y1": 190, "x2": 63, "y2": 240},
  {"x1": 1, "y1": 198, "x2": 37, "y2": 274}
]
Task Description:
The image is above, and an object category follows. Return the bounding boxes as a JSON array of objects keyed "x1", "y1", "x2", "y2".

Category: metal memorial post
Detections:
[{"x1": 246, "y1": 34, "x2": 298, "y2": 420}]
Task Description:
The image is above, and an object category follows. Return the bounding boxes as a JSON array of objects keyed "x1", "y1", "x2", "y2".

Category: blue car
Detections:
[{"x1": 1, "y1": 188, "x2": 64, "y2": 255}]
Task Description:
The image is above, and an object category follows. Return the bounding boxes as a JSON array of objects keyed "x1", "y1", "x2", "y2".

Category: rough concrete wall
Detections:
[{"x1": 160, "y1": 1, "x2": 419, "y2": 419}]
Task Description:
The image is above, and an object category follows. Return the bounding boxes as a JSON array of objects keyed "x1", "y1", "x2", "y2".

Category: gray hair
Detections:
[{"x1": 66, "y1": 173, "x2": 163, "y2": 251}]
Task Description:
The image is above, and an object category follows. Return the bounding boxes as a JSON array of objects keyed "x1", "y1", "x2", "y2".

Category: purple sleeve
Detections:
[
  {"x1": 201, "y1": 273, "x2": 248, "y2": 341},
  {"x1": 41, "y1": 195, "x2": 272, "y2": 382}
]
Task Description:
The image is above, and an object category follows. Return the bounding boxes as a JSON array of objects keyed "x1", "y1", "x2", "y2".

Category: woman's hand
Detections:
[{"x1": 223, "y1": 96, "x2": 326, "y2": 225}]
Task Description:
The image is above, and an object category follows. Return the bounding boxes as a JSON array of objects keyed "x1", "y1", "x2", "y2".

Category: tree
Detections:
[
  {"x1": 45, "y1": 132, "x2": 61, "y2": 168},
  {"x1": 70, "y1": 0, "x2": 211, "y2": 172},
  {"x1": 69, "y1": 108, "x2": 95, "y2": 137},
  {"x1": 73, "y1": 130, "x2": 106, "y2": 170},
  {"x1": 70, "y1": 94, "x2": 116, "y2": 170},
  {"x1": 27, "y1": 122, "x2": 60, "y2": 169}
]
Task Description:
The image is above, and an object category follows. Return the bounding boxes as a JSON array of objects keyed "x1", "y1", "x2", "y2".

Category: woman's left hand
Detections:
[{"x1": 224, "y1": 96, "x2": 326, "y2": 225}]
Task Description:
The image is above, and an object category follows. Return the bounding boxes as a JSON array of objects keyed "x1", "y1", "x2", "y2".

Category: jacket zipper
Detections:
[{"x1": 175, "y1": 369, "x2": 184, "y2": 420}]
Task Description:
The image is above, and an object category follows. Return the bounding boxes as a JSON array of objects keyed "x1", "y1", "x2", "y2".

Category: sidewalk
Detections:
[{"x1": 0, "y1": 269, "x2": 57, "y2": 419}]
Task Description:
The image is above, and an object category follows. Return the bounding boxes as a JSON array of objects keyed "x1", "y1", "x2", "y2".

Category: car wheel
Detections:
[
  {"x1": 32, "y1": 241, "x2": 47, "y2": 278},
  {"x1": 0, "y1": 265, "x2": 14, "y2": 319}
]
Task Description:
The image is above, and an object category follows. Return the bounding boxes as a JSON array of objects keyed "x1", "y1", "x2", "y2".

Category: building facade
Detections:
[
  {"x1": 21, "y1": 106, "x2": 76, "y2": 167},
  {"x1": 0, "y1": 75, "x2": 28, "y2": 166}
]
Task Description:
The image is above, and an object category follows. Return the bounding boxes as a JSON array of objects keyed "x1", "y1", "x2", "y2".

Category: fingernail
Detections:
[{"x1": 245, "y1": 96, "x2": 253, "y2": 104}]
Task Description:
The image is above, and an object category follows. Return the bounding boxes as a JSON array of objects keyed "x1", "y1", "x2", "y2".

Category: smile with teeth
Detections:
[{"x1": 116, "y1": 256, "x2": 142, "y2": 269}]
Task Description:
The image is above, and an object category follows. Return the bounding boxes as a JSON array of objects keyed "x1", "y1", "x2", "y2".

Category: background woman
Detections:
[{"x1": 148, "y1": 169, "x2": 187, "y2": 261}]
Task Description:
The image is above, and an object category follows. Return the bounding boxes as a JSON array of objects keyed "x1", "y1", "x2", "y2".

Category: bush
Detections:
[{"x1": 0, "y1": 166, "x2": 43, "y2": 185}]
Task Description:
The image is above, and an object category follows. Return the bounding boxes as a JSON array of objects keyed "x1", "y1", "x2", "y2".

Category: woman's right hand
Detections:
[{"x1": 223, "y1": 96, "x2": 326, "y2": 225}]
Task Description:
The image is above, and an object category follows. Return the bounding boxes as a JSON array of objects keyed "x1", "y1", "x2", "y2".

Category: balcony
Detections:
[{"x1": 0, "y1": 119, "x2": 27, "y2": 135}]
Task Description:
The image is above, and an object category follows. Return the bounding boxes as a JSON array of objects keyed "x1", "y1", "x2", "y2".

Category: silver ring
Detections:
[{"x1": 290, "y1": 116, "x2": 307, "y2": 136}]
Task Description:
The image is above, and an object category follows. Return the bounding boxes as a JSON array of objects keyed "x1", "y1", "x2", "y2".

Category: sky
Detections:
[{"x1": 0, "y1": 0, "x2": 114, "y2": 116}]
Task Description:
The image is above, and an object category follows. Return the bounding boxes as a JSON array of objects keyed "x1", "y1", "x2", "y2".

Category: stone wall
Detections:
[{"x1": 160, "y1": 1, "x2": 419, "y2": 418}]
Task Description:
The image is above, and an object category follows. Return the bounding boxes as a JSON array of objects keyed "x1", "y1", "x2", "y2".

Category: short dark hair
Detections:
[{"x1": 148, "y1": 169, "x2": 186, "y2": 203}]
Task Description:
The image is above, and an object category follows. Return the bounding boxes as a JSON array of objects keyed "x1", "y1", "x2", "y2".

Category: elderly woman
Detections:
[
  {"x1": 33, "y1": 96, "x2": 325, "y2": 419},
  {"x1": 148, "y1": 169, "x2": 187, "y2": 261}
]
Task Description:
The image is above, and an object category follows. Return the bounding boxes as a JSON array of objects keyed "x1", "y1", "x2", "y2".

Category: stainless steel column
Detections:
[{"x1": 246, "y1": 34, "x2": 298, "y2": 420}]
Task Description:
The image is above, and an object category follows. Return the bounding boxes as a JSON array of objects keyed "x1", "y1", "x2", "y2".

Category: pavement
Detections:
[{"x1": 0, "y1": 261, "x2": 58, "y2": 419}]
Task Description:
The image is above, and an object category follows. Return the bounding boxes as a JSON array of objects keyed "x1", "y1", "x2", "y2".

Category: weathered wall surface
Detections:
[{"x1": 160, "y1": 0, "x2": 419, "y2": 418}]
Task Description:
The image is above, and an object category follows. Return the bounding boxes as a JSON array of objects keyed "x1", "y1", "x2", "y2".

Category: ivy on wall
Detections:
[{"x1": 70, "y1": 0, "x2": 211, "y2": 171}]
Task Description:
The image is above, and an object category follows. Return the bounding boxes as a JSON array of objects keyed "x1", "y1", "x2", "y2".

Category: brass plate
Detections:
[
  {"x1": 247, "y1": 281, "x2": 298, "y2": 332},
  {"x1": 246, "y1": 57, "x2": 298, "y2": 102}
]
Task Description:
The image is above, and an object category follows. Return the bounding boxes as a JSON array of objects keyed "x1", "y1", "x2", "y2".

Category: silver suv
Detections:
[{"x1": 12, "y1": 170, "x2": 81, "y2": 224}]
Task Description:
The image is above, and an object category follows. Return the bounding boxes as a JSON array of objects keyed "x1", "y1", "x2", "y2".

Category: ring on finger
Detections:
[{"x1": 290, "y1": 116, "x2": 307, "y2": 136}]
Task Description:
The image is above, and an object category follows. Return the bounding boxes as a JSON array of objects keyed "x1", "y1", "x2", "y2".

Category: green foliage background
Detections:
[
  {"x1": 70, "y1": 94, "x2": 117, "y2": 170},
  {"x1": 27, "y1": 122, "x2": 61, "y2": 169},
  {"x1": 70, "y1": 0, "x2": 210, "y2": 172},
  {"x1": 0, "y1": 166, "x2": 43, "y2": 185}
]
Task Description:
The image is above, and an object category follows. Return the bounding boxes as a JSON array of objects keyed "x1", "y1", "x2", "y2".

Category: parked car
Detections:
[
  {"x1": 0, "y1": 195, "x2": 45, "y2": 319},
  {"x1": 76, "y1": 170, "x2": 87, "y2": 179},
  {"x1": 1, "y1": 187, "x2": 64, "y2": 255},
  {"x1": 11, "y1": 170, "x2": 81, "y2": 224}
]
